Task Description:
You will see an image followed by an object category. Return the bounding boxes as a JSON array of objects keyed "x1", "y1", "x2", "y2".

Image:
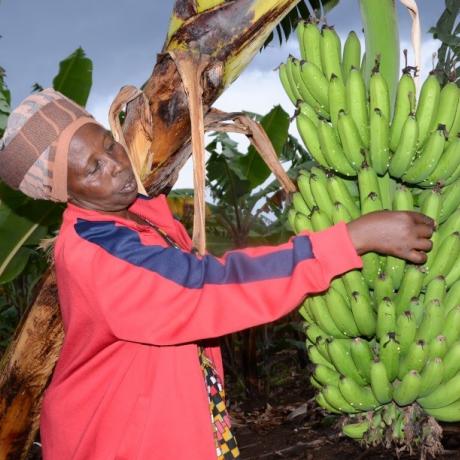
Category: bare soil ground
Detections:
[{"x1": 228, "y1": 353, "x2": 460, "y2": 460}]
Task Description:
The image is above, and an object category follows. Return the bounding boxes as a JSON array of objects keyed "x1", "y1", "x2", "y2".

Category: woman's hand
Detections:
[{"x1": 347, "y1": 211, "x2": 435, "y2": 264}]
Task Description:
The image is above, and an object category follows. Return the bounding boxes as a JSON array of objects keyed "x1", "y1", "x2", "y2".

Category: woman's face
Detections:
[{"x1": 67, "y1": 123, "x2": 138, "y2": 212}]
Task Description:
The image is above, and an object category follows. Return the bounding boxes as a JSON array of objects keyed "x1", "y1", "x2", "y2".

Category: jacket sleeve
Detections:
[{"x1": 79, "y1": 221, "x2": 362, "y2": 345}]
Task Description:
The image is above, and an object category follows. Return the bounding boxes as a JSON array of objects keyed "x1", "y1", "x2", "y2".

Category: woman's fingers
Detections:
[
  {"x1": 406, "y1": 249, "x2": 428, "y2": 265},
  {"x1": 413, "y1": 237, "x2": 433, "y2": 253},
  {"x1": 415, "y1": 223, "x2": 435, "y2": 239},
  {"x1": 411, "y1": 211, "x2": 435, "y2": 228}
]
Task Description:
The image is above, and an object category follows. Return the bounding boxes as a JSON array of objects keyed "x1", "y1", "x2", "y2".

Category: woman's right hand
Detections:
[{"x1": 347, "y1": 210, "x2": 435, "y2": 264}]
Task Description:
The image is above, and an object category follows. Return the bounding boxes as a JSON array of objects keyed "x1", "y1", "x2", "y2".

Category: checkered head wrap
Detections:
[{"x1": 0, "y1": 88, "x2": 102, "y2": 202}]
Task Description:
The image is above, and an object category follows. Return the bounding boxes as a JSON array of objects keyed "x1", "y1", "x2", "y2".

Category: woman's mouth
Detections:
[{"x1": 120, "y1": 175, "x2": 137, "y2": 193}]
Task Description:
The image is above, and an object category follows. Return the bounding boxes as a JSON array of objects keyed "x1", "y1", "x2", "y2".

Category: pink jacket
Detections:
[{"x1": 40, "y1": 194, "x2": 362, "y2": 459}]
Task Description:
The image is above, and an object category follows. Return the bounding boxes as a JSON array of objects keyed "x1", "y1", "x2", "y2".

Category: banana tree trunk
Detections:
[{"x1": 0, "y1": 1, "x2": 300, "y2": 458}]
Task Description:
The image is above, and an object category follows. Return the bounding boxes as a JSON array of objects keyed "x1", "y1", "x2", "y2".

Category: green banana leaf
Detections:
[
  {"x1": 0, "y1": 197, "x2": 53, "y2": 284},
  {"x1": 236, "y1": 105, "x2": 290, "y2": 189},
  {"x1": 52, "y1": 47, "x2": 93, "y2": 106}
]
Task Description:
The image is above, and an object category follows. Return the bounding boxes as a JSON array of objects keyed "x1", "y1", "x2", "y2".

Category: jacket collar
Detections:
[{"x1": 63, "y1": 194, "x2": 178, "y2": 234}]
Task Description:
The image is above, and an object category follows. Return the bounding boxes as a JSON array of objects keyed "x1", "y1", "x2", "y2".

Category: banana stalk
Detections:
[{"x1": 359, "y1": 0, "x2": 399, "y2": 106}]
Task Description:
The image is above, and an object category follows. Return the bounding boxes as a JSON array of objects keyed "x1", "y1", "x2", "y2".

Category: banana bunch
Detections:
[{"x1": 283, "y1": 19, "x2": 460, "y2": 448}]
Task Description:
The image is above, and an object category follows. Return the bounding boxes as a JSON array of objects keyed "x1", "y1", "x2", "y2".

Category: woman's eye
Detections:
[{"x1": 90, "y1": 161, "x2": 100, "y2": 175}]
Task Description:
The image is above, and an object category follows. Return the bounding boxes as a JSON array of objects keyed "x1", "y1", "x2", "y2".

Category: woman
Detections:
[{"x1": 0, "y1": 89, "x2": 434, "y2": 459}]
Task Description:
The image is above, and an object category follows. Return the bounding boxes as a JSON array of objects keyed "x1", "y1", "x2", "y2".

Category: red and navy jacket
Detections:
[{"x1": 40, "y1": 194, "x2": 362, "y2": 460}]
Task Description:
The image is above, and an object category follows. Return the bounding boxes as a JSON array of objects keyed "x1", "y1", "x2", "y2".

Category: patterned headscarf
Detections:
[{"x1": 0, "y1": 88, "x2": 102, "y2": 202}]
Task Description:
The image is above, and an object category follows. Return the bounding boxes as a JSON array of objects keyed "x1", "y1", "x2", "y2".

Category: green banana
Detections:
[
  {"x1": 416, "y1": 299, "x2": 444, "y2": 343},
  {"x1": 288, "y1": 209, "x2": 297, "y2": 232},
  {"x1": 325, "y1": 288, "x2": 360, "y2": 338},
  {"x1": 308, "y1": 295, "x2": 347, "y2": 338},
  {"x1": 389, "y1": 71, "x2": 416, "y2": 152},
  {"x1": 424, "y1": 231, "x2": 460, "y2": 286},
  {"x1": 438, "y1": 209, "x2": 460, "y2": 243},
  {"x1": 420, "y1": 186, "x2": 443, "y2": 223},
  {"x1": 443, "y1": 280, "x2": 460, "y2": 315},
  {"x1": 358, "y1": 162, "x2": 382, "y2": 210},
  {"x1": 338, "y1": 376, "x2": 379, "y2": 411},
  {"x1": 327, "y1": 338, "x2": 367, "y2": 385},
  {"x1": 310, "y1": 206, "x2": 333, "y2": 231},
  {"x1": 428, "y1": 335, "x2": 448, "y2": 359},
  {"x1": 419, "y1": 357, "x2": 444, "y2": 397},
  {"x1": 417, "y1": 373, "x2": 460, "y2": 410},
  {"x1": 291, "y1": 58, "x2": 329, "y2": 118},
  {"x1": 346, "y1": 68, "x2": 369, "y2": 147},
  {"x1": 445, "y1": 256, "x2": 460, "y2": 287},
  {"x1": 440, "y1": 182, "x2": 460, "y2": 223},
  {"x1": 395, "y1": 265, "x2": 425, "y2": 315},
  {"x1": 388, "y1": 115, "x2": 418, "y2": 178},
  {"x1": 342, "y1": 31, "x2": 361, "y2": 80},
  {"x1": 314, "y1": 364, "x2": 340, "y2": 387},
  {"x1": 374, "y1": 273, "x2": 394, "y2": 304},
  {"x1": 415, "y1": 73, "x2": 441, "y2": 147},
  {"x1": 305, "y1": 323, "x2": 330, "y2": 344},
  {"x1": 300, "y1": 61, "x2": 330, "y2": 110},
  {"x1": 292, "y1": 191, "x2": 310, "y2": 216},
  {"x1": 369, "y1": 108, "x2": 391, "y2": 176},
  {"x1": 331, "y1": 201, "x2": 353, "y2": 224},
  {"x1": 350, "y1": 337, "x2": 373, "y2": 383},
  {"x1": 423, "y1": 276, "x2": 446, "y2": 306},
  {"x1": 379, "y1": 332, "x2": 400, "y2": 382},
  {"x1": 308, "y1": 343, "x2": 335, "y2": 369},
  {"x1": 376, "y1": 297, "x2": 396, "y2": 341},
  {"x1": 393, "y1": 370, "x2": 421, "y2": 406},
  {"x1": 423, "y1": 398, "x2": 460, "y2": 422},
  {"x1": 377, "y1": 173, "x2": 393, "y2": 211},
  {"x1": 311, "y1": 376, "x2": 323, "y2": 390},
  {"x1": 316, "y1": 392, "x2": 341, "y2": 414},
  {"x1": 317, "y1": 120, "x2": 356, "y2": 176},
  {"x1": 369, "y1": 70, "x2": 391, "y2": 122},
  {"x1": 279, "y1": 62, "x2": 298, "y2": 105},
  {"x1": 299, "y1": 300, "x2": 315, "y2": 323},
  {"x1": 409, "y1": 296, "x2": 424, "y2": 326},
  {"x1": 398, "y1": 340, "x2": 428, "y2": 378},
  {"x1": 296, "y1": 20, "x2": 307, "y2": 61},
  {"x1": 298, "y1": 101, "x2": 320, "y2": 126},
  {"x1": 316, "y1": 337, "x2": 332, "y2": 361},
  {"x1": 396, "y1": 311, "x2": 417, "y2": 355},
  {"x1": 309, "y1": 168, "x2": 335, "y2": 217},
  {"x1": 297, "y1": 172, "x2": 316, "y2": 209},
  {"x1": 337, "y1": 111, "x2": 366, "y2": 170},
  {"x1": 431, "y1": 81, "x2": 460, "y2": 133},
  {"x1": 328, "y1": 74, "x2": 347, "y2": 135},
  {"x1": 350, "y1": 291, "x2": 376, "y2": 337},
  {"x1": 421, "y1": 136, "x2": 460, "y2": 187},
  {"x1": 320, "y1": 26, "x2": 343, "y2": 82},
  {"x1": 342, "y1": 421, "x2": 370, "y2": 439},
  {"x1": 385, "y1": 185, "x2": 413, "y2": 288},
  {"x1": 326, "y1": 174, "x2": 360, "y2": 219},
  {"x1": 294, "y1": 213, "x2": 314, "y2": 233},
  {"x1": 302, "y1": 22, "x2": 323, "y2": 72},
  {"x1": 441, "y1": 341, "x2": 460, "y2": 382},
  {"x1": 362, "y1": 254, "x2": 381, "y2": 290},
  {"x1": 322, "y1": 385, "x2": 357, "y2": 413},
  {"x1": 403, "y1": 126, "x2": 447, "y2": 184},
  {"x1": 443, "y1": 306, "x2": 460, "y2": 346},
  {"x1": 370, "y1": 359, "x2": 393, "y2": 404},
  {"x1": 448, "y1": 96, "x2": 460, "y2": 143},
  {"x1": 330, "y1": 278, "x2": 349, "y2": 301},
  {"x1": 342, "y1": 270, "x2": 371, "y2": 303},
  {"x1": 285, "y1": 56, "x2": 303, "y2": 102}
]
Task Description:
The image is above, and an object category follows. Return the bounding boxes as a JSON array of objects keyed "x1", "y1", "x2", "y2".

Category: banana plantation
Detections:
[{"x1": 1, "y1": 0, "x2": 460, "y2": 459}]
